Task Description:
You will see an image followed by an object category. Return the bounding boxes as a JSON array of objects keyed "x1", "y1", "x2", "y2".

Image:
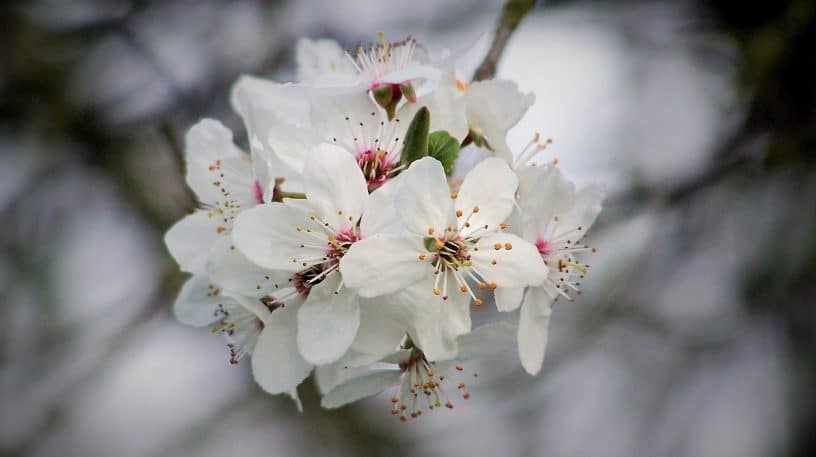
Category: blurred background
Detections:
[{"x1": 2, "y1": 0, "x2": 814, "y2": 456}]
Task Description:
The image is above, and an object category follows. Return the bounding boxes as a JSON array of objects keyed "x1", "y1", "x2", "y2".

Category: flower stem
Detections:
[{"x1": 472, "y1": 0, "x2": 537, "y2": 82}]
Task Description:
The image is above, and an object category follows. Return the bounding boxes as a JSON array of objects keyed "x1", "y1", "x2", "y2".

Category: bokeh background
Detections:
[{"x1": 2, "y1": 0, "x2": 815, "y2": 456}]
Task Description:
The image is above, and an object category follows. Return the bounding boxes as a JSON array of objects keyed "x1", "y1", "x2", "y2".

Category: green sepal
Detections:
[
  {"x1": 428, "y1": 130, "x2": 460, "y2": 175},
  {"x1": 400, "y1": 106, "x2": 430, "y2": 166},
  {"x1": 373, "y1": 84, "x2": 400, "y2": 120}
]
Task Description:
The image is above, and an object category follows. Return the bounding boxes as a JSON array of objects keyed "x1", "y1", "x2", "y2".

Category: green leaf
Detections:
[
  {"x1": 400, "y1": 106, "x2": 430, "y2": 166},
  {"x1": 428, "y1": 130, "x2": 460, "y2": 175}
]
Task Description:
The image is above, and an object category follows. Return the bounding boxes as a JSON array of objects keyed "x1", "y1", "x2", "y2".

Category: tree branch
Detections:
[{"x1": 472, "y1": 0, "x2": 537, "y2": 81}]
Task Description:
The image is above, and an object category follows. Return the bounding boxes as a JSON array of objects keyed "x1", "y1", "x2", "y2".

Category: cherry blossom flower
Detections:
[
  {"x1": 340, "y1": 156, "x2": 547, "y2": 360},
  {"x1": 318, "y1": 322, "x2": 516, "y2": 420},
  {"x1": 495, "y1": 166, "x2": 604, "y2": 375},
  {"x1": 164, "y1": 119, "x2": 271, "y2": 275},
  {"x1": 232, "y1": 143, "x2": 409, "y2": 365}
]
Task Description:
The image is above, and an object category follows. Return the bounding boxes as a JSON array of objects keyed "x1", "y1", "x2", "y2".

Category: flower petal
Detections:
[
  {"x1": 398, "y1": 83, "x2": 468, "y2": 142},
  {"x1": 516, "y1": 166, "x2": 574, "y2": 238},
  {"x1": 517, "y1": 286, "x2": 554, "y2": 375},
  {"x1": 303, "y1": 143, "x2": 368, "y2": 230},
  {"x1": 164, "y1": 210, "x2": 222, "y2": 275},
  {"x1": 340, "y1": 234, "x2": 429, "y2": 297},
  {"x1": 265, "y1": 124, "x2": 323, "y2": 192},
  {"x1": 553, "y1": 184, "x2": 605, "y2": 240},
  {"x1": 455, "y1": 157, "x2": 517, "y2": 237},
  {"x1": 184, "y1": 119, "x2": 253, "y2": 206},
  {"x1": 351, "y1": 297, "x2": 412, "y2": 357},
  {"x1": 455, "y1": 322, "x2": 517, "y2": 360},
  {"x1": 402, "y1": 284, "x2": 471, "y2": 361},
  {"x1": 232, "y1": 203, "x2": 321, "y2": 272},
  {"x1": 321, "y1": 370, "x2": 402, "y2": 409},
  {"x1": 206, "y1": 237, "x2": 290, "y2": 298},
  {"x1": 471, "y1": 233, "x2": 547, "y2": 288},
  {"x1": 297, "y1": 275, "x2": 360, "y2": 365},
  {"x1": 172, "y1": 275, "x2": 228, "y2": 327},
  {"x1": 308, "y1": 92, "x2": 386, "y2": 146},
  {"x1": 231, "y1": 75, "x2": 311, "y2": 131},
  {"x1": 464, "y1": 80, "x2": 534, "y2": 164},
  {"x1": 360, "y1": 175, "x2": 402, "y2": 236},
  {"x1": 251, "y1": 304, "x2": 313, "y2": 394},
  {"x1": 380, "y1": 64, "x2": 441, "y2": 85},
  {"x1": 296, "y1": 38, "x2": 353, "y2": 81},
  {"x1": 395, "y1": 157, "x2": 451, "y2": 236},
  {"x1": 494, "y1": 286, "x2": 524, "y2": 312}
]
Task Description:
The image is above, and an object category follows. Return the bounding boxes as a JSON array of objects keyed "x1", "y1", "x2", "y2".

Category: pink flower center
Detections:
[
  {"x1": 357, "y1": 148, "x2": 395, "y2": 190},
  {"x1": 252, "y1": 179, "x2": 265, "y2": 204},
  {"x1": 535, "y1": 236, "x2": 552, "y2": 264}
]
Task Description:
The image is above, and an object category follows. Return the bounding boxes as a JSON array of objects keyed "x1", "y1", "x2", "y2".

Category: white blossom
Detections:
[
  {"x1": 164, "y1": 119, "x2": 271, "y2": 275},
  {"x1": 319, "y1": 322, "x2": 517, "y2": 420},
  {"x1": 232, "y1": 143, "x2": 410, "y2": 365},
  {"x1": 340, "y1": 156, "x2": 547, "y2": 360},
  {"x1": 496, "y1": 165, "x2": 604, "y2": 375}
]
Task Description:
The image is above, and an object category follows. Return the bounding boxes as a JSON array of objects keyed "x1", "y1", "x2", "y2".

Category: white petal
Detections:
[
  {"x1": 397, "y1": 83, "x2": 468, "y2": 142},
  {"x1": 295, "y1": 38, "x2": 353, "y2": 81},
  {"x1": 402, "y1": 284, "x2": 471, "y2": 361},
  {"x1": 464, "y1": 80, "x2": 534, "y2": 164},
  {"x1": 206, "y1": 237, "x2": 290, "y2": 298},
  {"x1": 395, "y1": 157, "x2": 451, "y2": 236},
  {"x1": 315, "y1": 356, "x2": 372, "y2": 394},
  {"x1": 516, "y1": 166, "x2": 574, "y2": 238},
  {"x1": 297, "y1": 276, "x2": 360, "y2": 365},
  {"x1": 494, "y1": 286, "x2": 524, "y2": 312},
  {"x1": 351, "y1": 297, "x2": 412, "y2": 357},
  {"x1": 164, "y1": 210, "x2": 221, "y2": 275},
  {"x1": 455, "y1": 321, "x2": 517, "y2": 360},
  {"x1": 360, "y1": 175, "x2": 402, "y2": 236},
  {"x1": 340, "y1": 234, "x2": 429, "y2": 297},
  {"x1": 455, "y1": 157, "x2": 517, "y2": 237},
  {"x1": 471, "y1": 233, "x2": 547, "y2": 288},
  {"x1": 518, "y1": 286, "x2": 554, "y2": 375},
  {"x1": 232, "y1": 203, "x2": 320, "y2": 272},
  {"x1": 251, "y1": 304, "x2": 313, "y2": 394},
  {"x1": 184, "y1": 119, "x2": 254, "y2": 205},
  {"x1": 303, "y1": 143, "x2": 368, "y2": 230},
  {"x1": 380, "y1": 64, "x2": 441, "y2": 85},
  {"x1": 308, "y1": 92, "x2": 384, "y2": 145},
  {"x1": 231, "y1": 75, "x2": 311, "y2": 131},
  {"x1": 264, "y1": 124, "x2": 323, "y2": 191},
  {"x1": 553, "y1": 184, "x2": 605, "y2": 240},
  {"x1": 173, "y1": 275, "x2": 228, "y2": 327},
  {"x1": 321, "y1": 370, "x2": 402, "y2": 409}
]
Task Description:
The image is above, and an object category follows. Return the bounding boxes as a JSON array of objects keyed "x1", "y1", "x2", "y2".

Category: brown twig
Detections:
[{"x1": 472, "y1": 0, "x2": 537, "y2": 81}]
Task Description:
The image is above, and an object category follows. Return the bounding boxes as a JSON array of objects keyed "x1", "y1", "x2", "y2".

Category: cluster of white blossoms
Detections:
[{"x1": 165, "y1": 33, "x2": 603, "y2": 419}]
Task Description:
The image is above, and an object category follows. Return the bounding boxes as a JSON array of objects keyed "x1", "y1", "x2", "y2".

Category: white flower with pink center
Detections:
[
  {"x1": 254, "y1": 90, "x2": 466, "y2": 193},
  {"x1": 347, "y1": 34, "x2": 439, "y2": 91},
  {"x1": 340, "y1": 156, "x2": 547, "y2": 360},
  {"x1": 495, "y1": 165, "x2": 604, "y2": 375},
  {"x1": 164, "y1": 119, "x2": 272, "y2": 276},
  {"x1": 317, "y1": 322, "x2": 516, "y2": 420},
  {"x1": 232, "y1": 143, "x2": 410, "y2": 366}
]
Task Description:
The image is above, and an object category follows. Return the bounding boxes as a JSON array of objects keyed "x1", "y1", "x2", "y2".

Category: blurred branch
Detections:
[{"x1": 473, "y1": 0, "x2": 536, "y2": 81}]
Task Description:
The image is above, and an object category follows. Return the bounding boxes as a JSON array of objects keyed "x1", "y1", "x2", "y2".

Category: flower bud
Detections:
[
  {"x1": 399, "y1": 81, "x2": 417, "y2": 103},
  {"x1": 372, "y1": 84, "x2": 401, "y2": 120}
]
